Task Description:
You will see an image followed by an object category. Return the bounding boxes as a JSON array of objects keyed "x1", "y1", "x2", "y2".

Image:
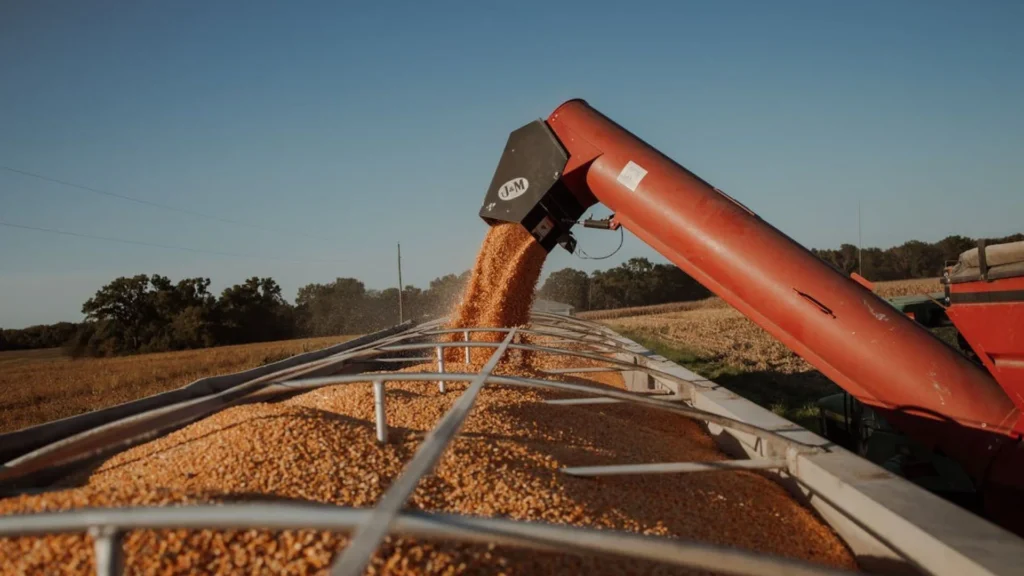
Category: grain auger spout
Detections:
[
  {"x1": 478, "y1": 119, "x2": 595, "y2": 255},
  {"x1": 479, "y1": 98, "x2": 1024, "y2": 532}
]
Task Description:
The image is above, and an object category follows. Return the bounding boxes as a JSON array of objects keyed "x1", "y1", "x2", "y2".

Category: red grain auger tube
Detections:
[{"x1": 477, "y1": 99, "x2": 1023, "y2": 523}]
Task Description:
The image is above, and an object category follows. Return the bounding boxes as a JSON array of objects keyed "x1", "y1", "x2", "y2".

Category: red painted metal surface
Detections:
[
  {"x1": 945, "y1": 275, "x2": 1024, "y2": 531},
  {"x1": 947, "y1": 275, "x2": 1024, "y2": 413},
  {"x1": 543, "y1": 100, "x2": 1024, "y2": 519}
]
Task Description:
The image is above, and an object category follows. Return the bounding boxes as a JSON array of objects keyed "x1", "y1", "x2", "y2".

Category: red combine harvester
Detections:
[{"x1": 478, "y1": 99, "x2": 1024, "y2": 533}]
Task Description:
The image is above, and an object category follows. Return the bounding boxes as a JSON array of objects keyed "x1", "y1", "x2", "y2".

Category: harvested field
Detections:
[
  {"x1": 578, "y1": 278, "x2": 943, "y2": 321},
  {"x1": 603, "y1": 277, "x2": 944, "y2": 374},
  {"x1": 606, "y1": 308, "x2": 833, "y2": 429},
  {"x1": 601, "y1": 278, "x2": 946, "y2": 428},
  {"x1": 0, "y1": 336, "x2": 355, "y2": 434},
  {"x1": 0, "y1": 345, "x2": 855, "y2": 574},
  {"x1": 621, "y1": 307, "x2": 800, "y2": 371},
  {"x1": 871, "y1": 277, "x2": 943, "y2": 298}
]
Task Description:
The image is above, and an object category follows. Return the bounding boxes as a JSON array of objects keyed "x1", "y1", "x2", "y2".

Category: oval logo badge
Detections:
[{"x1": 498, "y1": 177, "x2": 529, "y2": 201}]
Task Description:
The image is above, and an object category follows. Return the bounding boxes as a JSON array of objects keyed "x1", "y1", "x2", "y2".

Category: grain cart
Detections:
[{"x1": 478, "y1": 99, "x2": 1024, "y2": 534}]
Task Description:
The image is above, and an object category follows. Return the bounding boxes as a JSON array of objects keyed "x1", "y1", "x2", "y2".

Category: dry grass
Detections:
[
  {"x1": 870, "y1": 277, "x2": 943, "y2": 297},
  {"x1": 608, "y1": 306, "x2": 834, "y2": 430},
  {"x1": 578, "y1": 278, "x2": 943, "y2": 321},
  {"x1": 0, "y1": 336, "x2": 356, "y2": 434},
  {"x1": 610, "y1": 307, "x2": 809, "y2": 375}
]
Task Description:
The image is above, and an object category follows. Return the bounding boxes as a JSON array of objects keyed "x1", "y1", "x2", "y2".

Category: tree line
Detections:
[
  {"x1": 1, "y1": 232, "x2": 1018, "y2": 356},
  {"x1": 540, "y1": 233, "x2": 1023, "y2": 311},
  {"x1": 542, "y1": 233, "x2": 1023, "y2": 312},
  {"x1": 0, "y1": 272, "x2": 472, "y2": 357},
  {"x1": 811, "y1": 233, "x2": 1022, "y2": 281},
  {"x1": 538, "y1": 258, "x2": 711, "y2": 312}
]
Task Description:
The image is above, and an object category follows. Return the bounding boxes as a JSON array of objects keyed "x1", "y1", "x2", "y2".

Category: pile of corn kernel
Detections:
[{"x1": 0, "y1": 224, "x2": 856, "y2": 574}]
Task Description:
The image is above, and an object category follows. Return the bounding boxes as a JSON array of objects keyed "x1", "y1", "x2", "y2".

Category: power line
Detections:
[
  {"x1": 0, "y1": 220, "x2": 347, "y2": 265},
  {"x1": 0, "y1": 165, "x2": 331, "y2": 242}
]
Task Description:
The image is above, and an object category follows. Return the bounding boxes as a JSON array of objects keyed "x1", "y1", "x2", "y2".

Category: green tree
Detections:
[
  {"x1": 539, "y1": 268, "x2": 590, "y2": 311},
  {"x1": 145, "y1": 276, "x2": 218, "y2": 351},
  {"x1": 859, "y1": 248, "x2": 896, "y2": 281},
  {"x1": 399, "y1": 285, "x2": 426, "y2": 321},
  {"x1": 889, "y1": 240, "x2": 942, "y2": 279},
  {"x1": 296, "y1": 278, "x2": 367, "y2": 336},
  {"x1": 0, "y1": 322, "x2": 80, "y2": 351},
  {"x1": 992, "y1": 233, "x2": 1024, "y2": 244},
  {"x1": 360, "y1": 288, "x2": 403, "y2": 332},
  {"x1": 649, "y1": 264, "x2": 709, "y2": 303},
  {"x1": 935, "y1": 235, "x2": 976, "y2": 265},
  {"x1": 76, "y1": 274, "x2": 221, "y2": 354},
  {"x1": 218, "y1": 277, "x2": 295, "y2": 344},
  {"x1": 81, "y1": 274, "x2": 156, "y2": 352},
  {"x1": 589, "y1": 258, "x2": 663, "y2": 308},
  {"x1": 426, "y1": 272, "x2": 470, "y2": 315},
  {"x1": 837, "y1": 244, "x2": 860, "y2": 274}
]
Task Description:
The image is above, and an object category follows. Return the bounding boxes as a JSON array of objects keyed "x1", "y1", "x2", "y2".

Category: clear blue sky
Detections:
[{"x1": 1, "y1": 0, "x2": 1022, "y2": 328}]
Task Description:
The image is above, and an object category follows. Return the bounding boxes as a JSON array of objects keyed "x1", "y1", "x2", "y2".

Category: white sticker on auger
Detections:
[{"x1": 616, "y1": 161, "x2": 648, "y2": 192}]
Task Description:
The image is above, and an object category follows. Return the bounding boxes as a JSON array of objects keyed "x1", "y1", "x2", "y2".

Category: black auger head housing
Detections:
[{"x1": 478, "y1": 120, "x2": 589, "y2": 253}]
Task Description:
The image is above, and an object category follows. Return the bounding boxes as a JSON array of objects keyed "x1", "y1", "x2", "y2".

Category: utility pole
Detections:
[
  {"x1": 397, "y1": 243, "x2": 404, "y2": 323},
  {"x1": 858, "y1": 200, "x2": 863, "y2": 276}
]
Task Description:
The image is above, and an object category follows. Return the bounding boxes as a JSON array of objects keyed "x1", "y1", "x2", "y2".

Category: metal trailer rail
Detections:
[{"x1": 1, "y1": 313, "x2": 1023, "y2": 576}]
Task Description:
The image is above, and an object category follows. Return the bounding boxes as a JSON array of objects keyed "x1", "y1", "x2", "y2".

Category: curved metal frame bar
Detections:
[
  {"x1": 375, "y1": 339, "x2": 716, "y2": 391},
  {"x1": 421, "y1": 326, "x2": 631, "y2": 353},
  {"x1": 332, "y1": 329, "x2": 519, "y2": 575},
  {"x1": 0, "y1": 504, "x2": 851, "y2": 576},
  {"x1": 275, "y1": 372, "x2": 819, "y2": 453}
]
